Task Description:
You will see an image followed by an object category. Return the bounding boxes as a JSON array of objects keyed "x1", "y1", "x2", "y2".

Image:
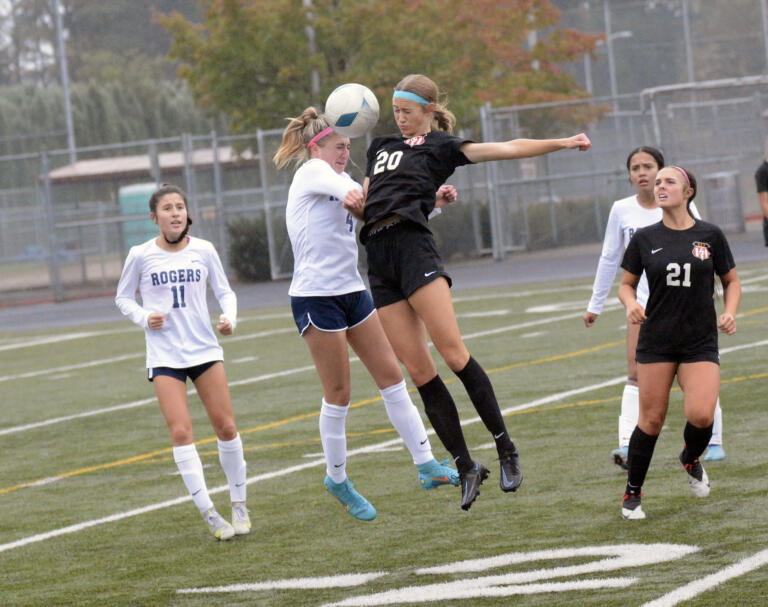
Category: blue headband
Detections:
[{"x1": 393, "y1": 90, "x2": 430, "y2": 105}]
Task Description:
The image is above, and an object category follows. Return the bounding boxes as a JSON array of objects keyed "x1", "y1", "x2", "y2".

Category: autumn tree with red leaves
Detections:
[{"x1": 158, "y1": 0, "x2": 600, "y2": 135}]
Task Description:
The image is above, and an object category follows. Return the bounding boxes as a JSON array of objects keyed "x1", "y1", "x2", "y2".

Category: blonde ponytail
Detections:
[{"x1": 273, "y1": 107, "x2": 330, "y2": 169}]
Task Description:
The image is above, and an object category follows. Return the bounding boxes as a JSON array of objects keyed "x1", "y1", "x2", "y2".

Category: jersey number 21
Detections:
[{"x1": 666, "y1": 262, "x2": 691, "y2": 287}]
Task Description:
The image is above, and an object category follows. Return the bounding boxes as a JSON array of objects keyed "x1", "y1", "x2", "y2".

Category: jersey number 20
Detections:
[
  {"x1": 373, "y1": 150, "x2": 403, "y2": 175},
  {"x1": 666, "y1": 262, "x2": 691, "y2": 287}
]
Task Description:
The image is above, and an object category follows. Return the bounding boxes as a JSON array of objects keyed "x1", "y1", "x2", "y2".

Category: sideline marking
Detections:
[
  {"x1": 0, "y1": 340, "x2": 625, "y2": 494},
  {"x1": 0, "y1": 309, "x2": 608, "y2": 435},
  {"x1": 1, "y1": 350, "x2": 766, "y2": 552},
  {"x1": 641, "y1": 548, "x2": 768, "y2": 607},
  {"x1": 0, "y1": 327, "x2": 294, "y2": 384},
  {"x1": 176, "y1": 543, "x2": 696, "y2": 603},
  {"x1": 178, "y1": 572, "x2": 388, "y2": 594}
]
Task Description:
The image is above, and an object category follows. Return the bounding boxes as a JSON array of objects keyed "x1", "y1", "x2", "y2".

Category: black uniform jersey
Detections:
[
  {"x1": 621, "y1": 219, "x2": 735, "y2": 357},
  {"x1": 361, "y1": 130, "x2": 473, "y2": 243},
  {"x1": 755, "y1": 160, "x2": 768, "y2": 193}
]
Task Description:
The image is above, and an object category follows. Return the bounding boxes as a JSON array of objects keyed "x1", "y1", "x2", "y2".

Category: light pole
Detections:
[
  {"x1": 53, "y1": 0, "x2": 75, "y2": 164},
  {"x1": 583, "y1": 30, "x2": 633, "y2": 98},
  {"x1": 681, "y1": 0, "x2": 695, "y2": 82},
  {"x1": 760, "y1": 0, "x2": 768, "y2": 72}
]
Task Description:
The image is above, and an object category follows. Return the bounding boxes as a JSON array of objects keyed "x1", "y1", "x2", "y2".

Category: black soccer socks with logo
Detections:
[
  {"x1": 680, "y1": 421, "x2": 714, "y2": 463},
  {"x1": 417, "y1": 374, "x2": 473, "y2": 473},
  {"x1": 626, "y1": 425, "x2": 659, "y2": 492},
  {"x1": 455, "y1": 356, "x2": 514, "y2": 453}
]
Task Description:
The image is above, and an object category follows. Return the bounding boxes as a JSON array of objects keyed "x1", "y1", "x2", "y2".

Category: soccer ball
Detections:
[{"x1": 324, "y1": 83, "x2": 380, "y2": 138}]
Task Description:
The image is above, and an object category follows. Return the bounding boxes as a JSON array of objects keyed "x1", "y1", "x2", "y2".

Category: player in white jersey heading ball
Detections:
[
  {"x1": 115, "y1": 184, "x2": 249, "y2": 540},
  {"x1": 583, "y1": 147, "x2": 725, "y2": 468},
  {"x1": 273, "y1": 107, "x2": 460, "y2": 522}
]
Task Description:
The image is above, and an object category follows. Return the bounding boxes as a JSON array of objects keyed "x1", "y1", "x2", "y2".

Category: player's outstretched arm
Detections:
[{"x1": 461, "y1": 133, "x2": 590, "y2": 164}]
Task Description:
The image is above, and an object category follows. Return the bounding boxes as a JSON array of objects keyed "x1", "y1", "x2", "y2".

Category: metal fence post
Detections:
[
  {"x1": 41, "y1": 151, "x2": 63, "y2": 302},
  {"x1": 480, "y1": 103, "x2": 505, "y2": 260},
  {"x1": 545, "y1": 154, "x2": 558, "y2": 244},
  {"x1": 211, "y1": 130, "x2": 229, "y2": 273},
  {"x1": 148, "y1": 140, "x2": 160, "y2": 186},
  {"x1": 257, "y1": 128, "x2": 280, "y2": 280},
  {"x1": 182, "y1": 133, "x2": 199, "y2": 219}
]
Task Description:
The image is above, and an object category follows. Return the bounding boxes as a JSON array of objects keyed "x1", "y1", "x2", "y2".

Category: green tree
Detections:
[{"x1": 160, "y1": 0, "x2": 600, "y2": 134}]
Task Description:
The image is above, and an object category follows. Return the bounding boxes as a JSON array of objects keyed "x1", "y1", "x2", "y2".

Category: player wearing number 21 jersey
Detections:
[
  {"x1": 115, "y1": 235, "x2": 237, "y2": 369},
  {"x1": 621, "y1": 220, "x2": 735, "y2": 363}
]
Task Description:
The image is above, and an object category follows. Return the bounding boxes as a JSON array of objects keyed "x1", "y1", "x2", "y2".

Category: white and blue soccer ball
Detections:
[{"x1": 324, "y1": 83, "x2": 380, "y2": 138}]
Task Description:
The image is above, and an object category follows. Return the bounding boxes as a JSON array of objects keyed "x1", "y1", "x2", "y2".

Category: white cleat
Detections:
[
  {"x1": 680, "y1": 452, "x2": 710, "y2": 498},
  {"x1": 203, "y1": 508, "x2": 235, "y2": 540},
  {"x1": 231, "y1": 502, "x2": 251, "y2": 535},
  {"x1": 621, "y1": 492, "x2": 646, "y2": 520}
]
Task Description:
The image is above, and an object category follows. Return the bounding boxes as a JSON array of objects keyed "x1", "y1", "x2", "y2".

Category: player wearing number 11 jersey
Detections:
[{"x1": 116, "y1": 184, "x2": 249, "y2": 541}]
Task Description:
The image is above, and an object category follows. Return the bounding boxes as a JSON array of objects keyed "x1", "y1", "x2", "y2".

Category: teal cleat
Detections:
[
  {"x1": 417, "y1": 458, "x2": 461, "y2": 491},
  {"x1": 703, "y1": 445, "x2": 726, "y2": 462},
  {"x1": 611, "y1": 446, "x2": 629, "y2": 470},
  {"x1": 324, "y1": 476, "x2": 377, "y2": 521}
]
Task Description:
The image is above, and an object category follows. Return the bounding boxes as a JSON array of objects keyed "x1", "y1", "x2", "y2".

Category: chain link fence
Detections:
[{"x1": 1, "y1": 76, "x2": 767, "y2": 303}]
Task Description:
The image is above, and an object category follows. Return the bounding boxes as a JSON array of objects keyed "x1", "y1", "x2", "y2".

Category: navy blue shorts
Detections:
[
  {"x1": 291, "y1": 290, "x2": 375, "y2": 335},
  {"x1": 364, "y1": 220, "x2": 452, "y2": 308},
  {"x1": 147, "y1": 360, "x2": 220, "y2": 383}
]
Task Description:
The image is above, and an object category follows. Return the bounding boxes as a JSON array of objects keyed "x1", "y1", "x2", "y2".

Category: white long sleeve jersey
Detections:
[
  {"x1": 587, "y1": 195, "x2": 700, "y2": 314},
  {"x1": 286, "y1": 159, "x2": 365, "y2": 297},
  {"x1": 115, "y1": 236, "x2": 237, "y2": 369}
]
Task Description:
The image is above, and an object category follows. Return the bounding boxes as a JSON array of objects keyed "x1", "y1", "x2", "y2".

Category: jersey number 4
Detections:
[
  {"x1": 666, "y1": 262, "x2": 691, "y2": 287},
  {"x1": 373, "y1": 150, "x2": 403, "y2": 175}
]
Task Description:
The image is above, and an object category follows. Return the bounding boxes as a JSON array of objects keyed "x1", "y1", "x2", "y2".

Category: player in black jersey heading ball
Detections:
[
  {"x1": 343, "y1": 73, "x2": 591, "y2": 511},
  {"x1": 618, "y1": 166, "x2": 741, "y2": 520}
]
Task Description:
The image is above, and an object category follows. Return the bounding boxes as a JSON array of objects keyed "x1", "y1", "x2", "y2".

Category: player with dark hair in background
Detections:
[{"x1": 115, "y1": 184, "x2": 250, "y2": 540}]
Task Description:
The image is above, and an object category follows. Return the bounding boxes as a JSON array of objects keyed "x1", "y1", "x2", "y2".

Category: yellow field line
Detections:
[
  {"x1": 120, "y1": 371, "x2": 768, "y2": 462},
  {"x1": 2, "y1": 339, "x2": 765, "y2": 496}
]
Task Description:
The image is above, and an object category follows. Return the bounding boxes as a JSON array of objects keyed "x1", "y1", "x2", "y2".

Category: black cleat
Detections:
[
  {"x1": 498, "y1": 445, "x2": 523, "y2": 492},
  {"x1": 459, "y1": 462, "x2": 489, "y2": 511}
]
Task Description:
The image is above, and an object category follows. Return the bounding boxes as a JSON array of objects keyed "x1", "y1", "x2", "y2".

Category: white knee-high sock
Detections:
[
  {"x1": 619, "y1": 384, "x2": 640, "y2": 449},
  {"x1": 320, "y1": 400, "x2": 348, "y2": 483},
  {"x1": 380, "y1": 380, "x2": 433, "y2": 465},
  {"x1": 710, "y1": 398, "x2": 724, "y2": 446},
  {"x1": 173, "y1": 443, "x2": 214, "y2": 513},
  {"x1": 218, "y1": 433, "x2": 247, "y2": 503}
]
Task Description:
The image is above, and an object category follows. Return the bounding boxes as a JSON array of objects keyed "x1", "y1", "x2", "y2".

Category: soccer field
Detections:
[{"x1": 1, "y1": 264, "x2": 767, "y2": 607}]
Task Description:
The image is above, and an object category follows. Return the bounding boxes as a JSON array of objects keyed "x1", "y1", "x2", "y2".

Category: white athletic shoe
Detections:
[
  {"x1": 621, "y1": 491, "x2": 646, "y2": 520},
  {"x1": 231, "y1": 502, "x2": 251, "y2": 535},
  {"x1": 679, "y1": 452, "x2": 710, "y2": 498},
  {"x1": 203, "y1": 508, "x2": 235, "y2": 540}
]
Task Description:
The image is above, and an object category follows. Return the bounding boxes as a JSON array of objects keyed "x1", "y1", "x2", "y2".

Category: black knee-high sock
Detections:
[
  {"x1": 763, "y1": 216, "x2": 768, "y2": 246},
  {"x1": 455, "y1": 356, "x2": 514, "y2": 453},
  {"x1": 626, "y1": 426, "x2": 659, "y2": 493},
  {"x1": 417, "y1": 375, "x2": 473, "y2": 473},
  {"x1": 681, "y1": 422, "x2": 714, "y2": 463}
]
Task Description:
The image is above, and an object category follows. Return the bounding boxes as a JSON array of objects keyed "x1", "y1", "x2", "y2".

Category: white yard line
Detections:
[
  {"x1": 1, "y1": 333, "x2": 766, "y2": 553},
  {"x1": 641, "y1": 549, "x2": 768, "y2": 607},
  {"x1": 0, "y1": 376, "x2": 624, "y2": 554},
  {"x1": 0, "y1": 311, "x2": 588, "y2": 435},
  {"x1": 0, "y1": 327, "x2": 294, "y2": 384}
]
